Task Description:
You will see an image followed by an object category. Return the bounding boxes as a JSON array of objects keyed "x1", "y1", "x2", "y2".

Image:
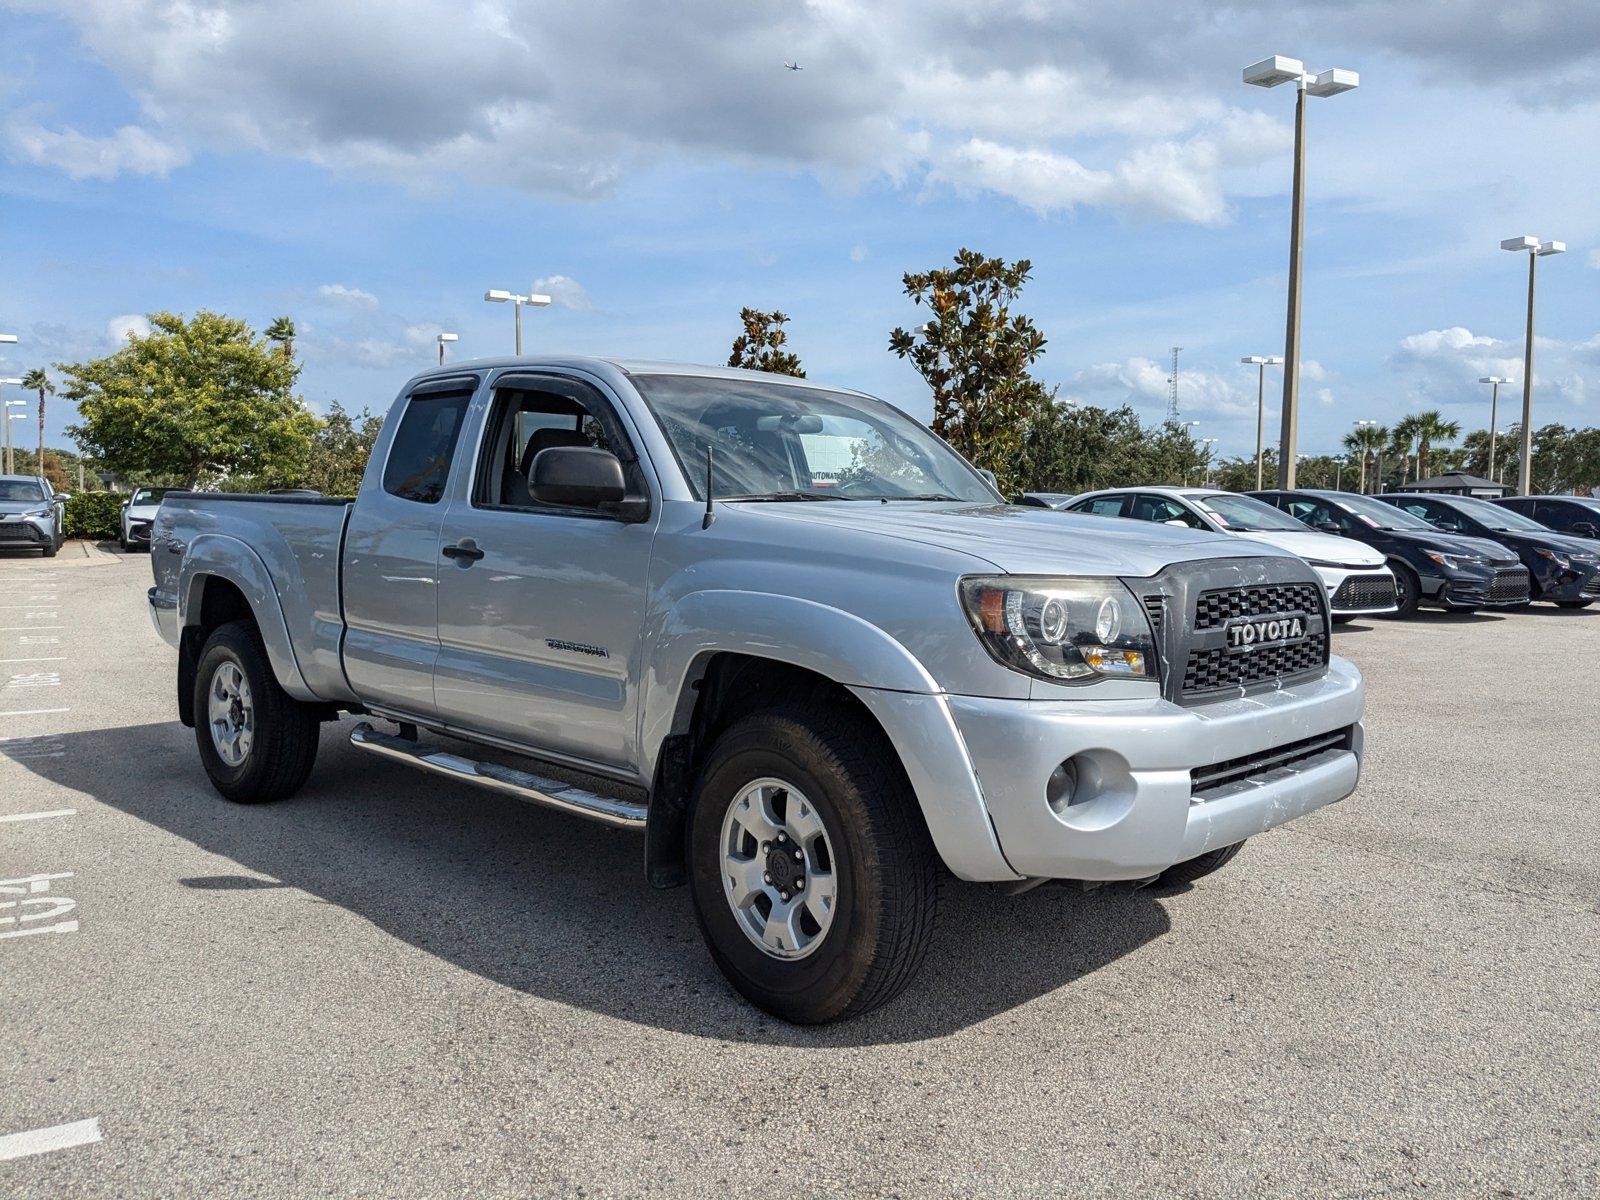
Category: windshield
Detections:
[
  {"x1": 631, "y1": 374, "x2": 999, "y2": 503},
  {"x1": 1335, "y1": 493, "x2": 1435, "y2": 530},
  {"x1": 1434, "y1": 495, "x2": 1547, "y2": 532},
  {"x1": 0, "y1": 480, "x2": 45, "y2": 502},
  {"x1": 130, "y1": 487, "x2": 169, "y2": 505},
  {"x1": 1193, "y1": 493, "x2": 1309, "y2": 533}
]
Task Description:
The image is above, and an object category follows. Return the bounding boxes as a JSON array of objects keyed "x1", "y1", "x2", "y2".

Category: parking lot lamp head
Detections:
[
  {"x1": 485, "y1": 288, "x2": 548, "y2": 355},
  {"x1": 0, "y1": 333, "x2": 17, "y2": 345},
  {"x1": 436, "y1": 332, "x2": 459, "y2": 366}
]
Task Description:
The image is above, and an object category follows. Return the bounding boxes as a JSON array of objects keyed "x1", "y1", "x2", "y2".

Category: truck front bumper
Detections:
[{"x1": 943, "y1": 656, "x2": 1365, "y2": 882}]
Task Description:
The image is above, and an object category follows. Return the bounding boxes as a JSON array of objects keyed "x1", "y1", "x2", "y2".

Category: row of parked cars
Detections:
[{"x1": 1022, "y1": 486, "x2": 1600, "y2": 620}]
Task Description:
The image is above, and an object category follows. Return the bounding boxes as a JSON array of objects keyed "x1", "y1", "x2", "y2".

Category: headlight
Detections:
[
  {"x1": 1423, "y1": 550, "x2": 1484, "y2": 570},
  {"x1": 1535, "y1": 548, "x2": 1572, "y2": 569},
  {"x1": 959, "y1": 576, "x2": 1155, "y2": 683},
  {"x1": 23, "y1": 506, "x2": 50, "y2": 518}
]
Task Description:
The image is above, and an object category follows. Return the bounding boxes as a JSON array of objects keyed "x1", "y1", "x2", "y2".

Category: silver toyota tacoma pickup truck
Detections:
[{"x1": 149, "y1": 358, "x2": 1365, "y2": 1023}]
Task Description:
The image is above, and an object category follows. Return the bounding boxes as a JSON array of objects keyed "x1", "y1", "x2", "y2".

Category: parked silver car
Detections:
[
  {"x1": 148, "y1": 358, "x2": 1366, "y2": 1022},
  {"x1": 0, "y1": 474, "x2": 66, "y2": 557}
]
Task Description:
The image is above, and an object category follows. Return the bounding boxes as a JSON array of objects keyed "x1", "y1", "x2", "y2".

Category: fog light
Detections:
[{"x1": 1045, "y1": 758, "x2": 1081, "y2": 814}]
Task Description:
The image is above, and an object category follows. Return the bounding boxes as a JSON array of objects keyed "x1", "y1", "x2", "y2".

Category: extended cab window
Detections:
[
  {"x1": 475, "y1": 377, "x2": 628, "y2": 510},
  {"x1": 383, "y1": 387, "x2": 474, "y2": 504}
]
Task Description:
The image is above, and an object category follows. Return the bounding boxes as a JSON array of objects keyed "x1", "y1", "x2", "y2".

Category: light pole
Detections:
[
  {"x1": 1499, "y1": 236, "x2": 1564, "y2": 495},
  {"x1": 1200, "y1": 437, "x2": 1219, "y2": 486},
  {"x1": 1244, "y1": 55, "x2": 1359, "y2": 490},
  {"x1": 1179, "y1": 420, "x2": 1200, "y2": 485},
  {"x1": 484, "y1": 289, "x2": 552, "y2": 356},
  {"x1": 436, "y1": 332, "x2": 458, "y2": 366},
  {"x1": 1241, "y1": 355, "x2": 1284, "y2": 488},
  {"x1": 3, "y1": 397, "x2": 26, "y2": 475},
  {"x1": 1334, "y1": 455, "x2": 1345, "y2": 491},
  {"x1": 1477, "y1": 375, "x2": 1511, "y2": 484}
]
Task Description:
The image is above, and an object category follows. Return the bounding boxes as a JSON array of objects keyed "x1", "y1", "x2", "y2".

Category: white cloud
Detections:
[
  {"x1": 530, "y1": 275, "x2": 591, "y2": 311},
  {"x1": 4, "y1": 119, "x2": 188, "y2": 181},
  {"x1": 317, "y1": 283, "x2": 380, "y2": 309},
  {"x1": 1589, "y1": 249, "x2": 1600, "y2": 269},
  {"x1": 1389, "y1": 324, "x2": 1599, "y2": 412},
  {"x1": 106, "y1": 314, "x2": 151, "y2": 343},
  {"x1": 1069, "y1": 356, "x2": 1253, "y2": 418},
  {"x1": 849, "y1": 245, "x2": 868, "y2": 263}
]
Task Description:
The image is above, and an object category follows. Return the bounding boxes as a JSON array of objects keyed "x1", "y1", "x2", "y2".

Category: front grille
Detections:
[
  {"x1": 128, "y1": 521, "x2": 152, "y2": 542},
  {"x1": 0, "y1": 523, "x2": 41, "y2": 544},
  {"x1": 1330, "y1": 575, "x2": 1397, "y2": 611},
  {"x1": 1180, "y1": 581, "x2": 1328, "y2": 699},
  {"x1": 1488, "y1": 567, "x2": 1530, "y2": 604},
  {"x1": 1191, "y1": 727, "x2": 1354, "y2": 799},
  {"x1": 1582, "y1": 574, "x2": 1600, "y2": 598},
  {"x1": 1141, "y1": 595, "x2": 1165, "y2": 638},
  {"x1": 1193, "y1": 582, "x2": 1324, "y2": 630}
]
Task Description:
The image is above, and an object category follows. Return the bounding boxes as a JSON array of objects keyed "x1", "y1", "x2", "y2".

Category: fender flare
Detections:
[
  {"x1": 179, "y1": 533, "x2": 316, "y2": 702},
  {"x1": 637, "y1": 590, "x2": 1019, "y2": 883}
]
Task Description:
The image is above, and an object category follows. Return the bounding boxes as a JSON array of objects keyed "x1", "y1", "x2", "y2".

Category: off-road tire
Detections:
[
  {"x1": 193, "y1": 619, "x2": 320, "y2": 803},
  {"x1": 688, "y1": 704, "x2": 942, "y2": 1024},
  {"x1": 1156, "y1": 840, "x2": 1247, "y2": 888}
]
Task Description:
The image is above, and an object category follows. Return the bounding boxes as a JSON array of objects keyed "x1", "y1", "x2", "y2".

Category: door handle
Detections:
[{"x1": 442, "y1": 539, "x2": 485, "y2": 563}]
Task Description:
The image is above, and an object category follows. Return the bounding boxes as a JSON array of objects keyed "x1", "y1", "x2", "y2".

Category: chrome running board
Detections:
[{"x1": 348, "y1": 722, "x2": 647, "y2": 830}]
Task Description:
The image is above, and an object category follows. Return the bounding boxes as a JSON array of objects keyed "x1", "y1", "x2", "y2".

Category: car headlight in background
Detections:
[
  {"x1": 1534, "y1": 548, "x2": 1573, "y2": 569},
  {"x1": 1423, "y1": 550, "x2": 1485, "y2": 570},
  {"x1": 959, "y1": 576, "x2": 1155, "y2": 683},
  {"x1": 23, "y1": 506, "x2": 50, "y2": 518}
]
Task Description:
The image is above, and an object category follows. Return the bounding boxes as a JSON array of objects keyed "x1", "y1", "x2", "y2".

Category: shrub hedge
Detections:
[{"x1": 63, "y1": 491, "x2": 125, "y2": 540}]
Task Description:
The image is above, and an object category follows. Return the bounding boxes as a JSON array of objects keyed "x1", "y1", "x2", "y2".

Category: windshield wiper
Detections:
[
  {"x1": 881, "y1": 493, "x2": 963, "y2": 502},
  {"x1": 720, "y1": 491, "x2": 862, "y2": 502}
]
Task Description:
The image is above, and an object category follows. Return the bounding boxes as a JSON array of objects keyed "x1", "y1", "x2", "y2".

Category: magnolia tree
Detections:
[
  {"x1": 889, "y1": 250, "x2": 1053, "y2": 496},
  {"x1": 728, "y1": 308, "x2": 805, "y2": 377}
]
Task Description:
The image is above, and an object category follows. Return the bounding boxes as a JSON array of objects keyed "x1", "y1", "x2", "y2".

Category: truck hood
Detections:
[
  {"x1": 739, "y1": 501, "x2": 1292, "y2": 577},
  {"x1": 1231, "y1": 529, "x2": 1386, "y2": 567}
]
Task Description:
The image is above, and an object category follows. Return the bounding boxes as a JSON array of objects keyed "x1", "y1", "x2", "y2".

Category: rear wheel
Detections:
[
  {"x1": 688, "y1": 704, "x2": 941, "y2": 1024},
  {"x1": 193, "y1": 619, "x2": 321, "y2": 803},
  {"x1": 1156, "y1": 840, "x2": 1246, "y2": 888},
  {"x1": 1385, "y1": 562, "x2": 1421, "y2": 618}
]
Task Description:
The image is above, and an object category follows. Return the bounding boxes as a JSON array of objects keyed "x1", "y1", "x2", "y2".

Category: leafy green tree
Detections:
[
  {"x1": 265, "y1": 316, "x2": 297, "y2": 360},
  {"x1": 303, "y1": 402, "x2": 385, "y2": 496},
  {"x1": 1407, "y1": 410, "x2": 1460, "y2": 481},
  {"x1": 1342, "y1": 424, "x2": 1388, "y2": 493},
  {"x1": 60, "y1": 310, "x2": 317, "y2": 485},
  {"x1": 1389, "y1": 416, "x2": 1420, "y2": 488},
  {"x1": 890, "y1": 249, "x2": 1051, "y2": 495},
  {"x1": 728, "y1": 308, "x2": 805, "y2": 377},
  {"x1": 21, "y1": 368, "x2": 52, "y2": 476}
]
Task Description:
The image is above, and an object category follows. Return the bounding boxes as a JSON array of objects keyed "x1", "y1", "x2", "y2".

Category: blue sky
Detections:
[{"x1": 2, "y1": 1, "x2": 1597, "y2": 462}]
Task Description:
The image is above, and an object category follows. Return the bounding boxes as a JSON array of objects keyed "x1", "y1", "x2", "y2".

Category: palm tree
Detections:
[
  {"x1": 21, "y1": 368, "x2": 52, "y2": 481},
  {"x1": 1342, "y1": 424, "x2": 1388, "y2": 493},
  {"x1": 265, "y1": 316, "x2": 296, "y2": 360},
  {"x1": 1389, "y1": 416, "x2": 1422, "y2": 488},
  {"x1": 1408, "y1": 410, "x2": 1461, "y2": 481}
]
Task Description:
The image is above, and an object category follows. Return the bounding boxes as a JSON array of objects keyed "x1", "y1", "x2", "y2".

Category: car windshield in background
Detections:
[
  {"x1": 1438, "y1": 496, "x2": 1547, "y2": 532},
  {"x1": 631, "y1": 374, "x2": 998, "y2": 503},
  {"x1": 1194, "y1": 493, "x2": 1309, "y2": 533},
  {"x1": 0, "y1": 480, "x2": 46, "y2": 502},
  {"x1": 1335, "y1": 493, "x2": 1434, "y2": 531},
  {"x1": 131, "y1": 487, "x2": 170, "y2": 505}
]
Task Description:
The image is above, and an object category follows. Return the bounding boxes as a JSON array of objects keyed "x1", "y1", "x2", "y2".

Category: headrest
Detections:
[{"x1": 519, "y1": 426, "x2": 591, "y2": 475}]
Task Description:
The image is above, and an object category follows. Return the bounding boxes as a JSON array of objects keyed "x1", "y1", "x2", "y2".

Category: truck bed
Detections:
[{"x1": 150, "y1": 492, "x2": 355, "y2": 702}]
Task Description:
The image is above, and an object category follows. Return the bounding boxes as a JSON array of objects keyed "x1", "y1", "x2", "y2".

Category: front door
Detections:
[{"x1": 433, "y1": 372, "x2": 659, "y2": 776}]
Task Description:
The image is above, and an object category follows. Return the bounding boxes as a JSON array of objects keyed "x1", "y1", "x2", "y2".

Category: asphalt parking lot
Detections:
[{"x1": 3, "y1": 544, "x2": 1598, "y2": 1197}]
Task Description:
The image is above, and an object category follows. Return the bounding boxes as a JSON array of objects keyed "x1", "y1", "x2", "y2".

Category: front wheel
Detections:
[
  {"x1": 1384, "y1": 562, "x2": 1421, "y2": 619},
  {"x1": 688, "y1": 705, "x2": 942, "y2": 1024},
  {"x1": 1557, "y1": 600, "x2": 1593, "y2": 610},
  {"x1": 193, "y1": 619, "x2": 321, "y2": 803},
  {"x1": 1155, "y1": 840, "x2": 1246, "y2": 888},
  {"x1": 41, "y1": 538, "x2": 58, "y2": 558}
]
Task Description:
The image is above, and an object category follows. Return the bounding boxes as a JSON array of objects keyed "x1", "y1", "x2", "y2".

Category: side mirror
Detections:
[
  {"x1": 1316, "y1": 521, "x2": 1340, "y2": 534},
  {"x1": 56, "y1": 494, "x2": 71, "y2": 505},
  {"x1": 977, "y1": 468, "x2": 999, "y2": 490},
  {"x1": 530, "y1": 446, "x2": 627, "y2": 510},
  {"x1": 1163, "y1": 518, "x2": 1190, "y2": 528}
]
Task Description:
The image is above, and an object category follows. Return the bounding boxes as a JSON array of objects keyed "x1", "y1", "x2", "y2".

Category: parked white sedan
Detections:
[
  {"x1": 120, "y1": 486, "x2": 171, "y2": 551},
  {"x1": 1063, "y1": 486, "x2": 1398, "y2": 620}
]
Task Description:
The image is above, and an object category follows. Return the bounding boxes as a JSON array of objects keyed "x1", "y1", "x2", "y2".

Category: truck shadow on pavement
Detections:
[{"x1": 22, "y1": 719, "x2": 1172, "y2": 1046}]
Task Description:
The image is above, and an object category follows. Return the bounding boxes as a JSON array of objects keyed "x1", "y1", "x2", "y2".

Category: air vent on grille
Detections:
[
  {"x1": 1489, "y1": 568, "x2": 1530, "y2": 604},
  {"x1": 1330, "y1": 576, "x2": 1396, "y2": 610},
  {"x1": 1141, "y1": 595, "x2": 1165, "y2": 638},
  {"x1": 1193, "y1": 582, "x2": 1324, "y2": 629},
  {"x1": 1190, "y1": 726, "x2": 1353, "y2": 797}
]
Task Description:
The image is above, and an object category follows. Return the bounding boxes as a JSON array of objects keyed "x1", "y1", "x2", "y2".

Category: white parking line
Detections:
[
  {"x1": 0, "y1": 625, "x2": 63, "y2": 631},
  {"x1": 0, "y1": 1118, "x2": 103, "y2": 1162},
  {"x1": 0, "y1": 656, "x2": 67, "y2": 663},
  {"x1": 0, "y1": 708, "x2": 69, "y2": 717},
  {"x1": 0, "y1": 809, "x2": 76, "y2": 823},
  {"x1": 0, "y1": 604, "x2": 61, "y2": 609}
]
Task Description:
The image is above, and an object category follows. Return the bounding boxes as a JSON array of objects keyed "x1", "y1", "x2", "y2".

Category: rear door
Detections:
[
  {"x1": 432, "y1": 370, "x2": 660, "y2": 774},
  {"x1": 342, "y1": 375, "x2": 480, "y2": 719},
  {"x1": 1066, "y1": 494, "x2": 1130, "y2": 517},
  {"x1": 1127, "y1": 493, "x2": 1207, "y2": 529}
]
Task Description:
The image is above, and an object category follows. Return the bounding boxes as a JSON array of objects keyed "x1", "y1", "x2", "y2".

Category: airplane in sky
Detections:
[{"x1": 784, "y1": 61, "x2": 802, "y2": 71}]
